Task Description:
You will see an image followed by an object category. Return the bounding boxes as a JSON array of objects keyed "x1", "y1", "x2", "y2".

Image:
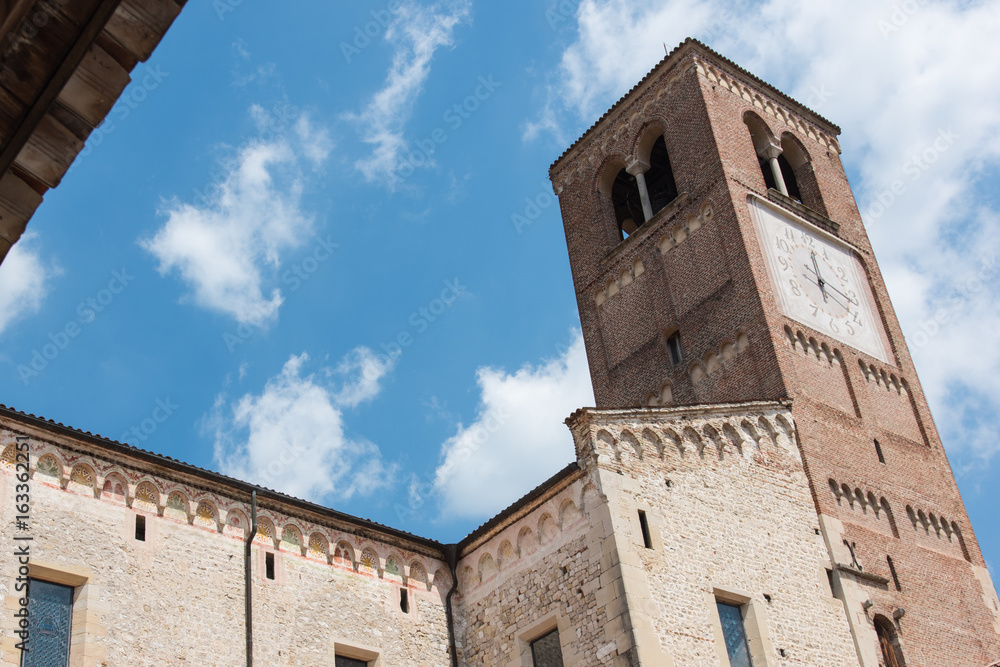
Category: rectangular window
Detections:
[
  {"x1": 874, "y1": 439, "x2": 885, "y2": 464},
  {"x1": 530, "y1": 629, "x2": 565, "y2": 667},
  {"x1": 22, "y1": 579, "x2": 74, "y2": 667},
  {"x1": 716, "y1": 601, "x2": 753, "y2": 667},
  {"x1": 638, "y1": 510, "x2": 653, "y2": 549},
  {"x1": 400, "y1": 588, "x2": 409, "y2": 614},
  {"x1": 335, "y1": 657, "x2": 367, "y2": 667},
  {"x1": 135, "y1": 514, "x2": 146, "y2": 541},
  {"x1": 265, "y1": 552, "x2": 275, "y2": 580}
]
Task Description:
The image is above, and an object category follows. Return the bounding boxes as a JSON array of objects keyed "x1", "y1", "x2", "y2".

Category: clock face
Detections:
[{"x1": 749, "y1": 197, "x2": 888, "y2": 362}]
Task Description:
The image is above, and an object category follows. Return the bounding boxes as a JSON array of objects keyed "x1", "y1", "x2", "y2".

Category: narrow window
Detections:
[
  {"x1": 826, "y1": 569, "x2": 837, "y2": 598},
  {"x1": 874, "y1": 439, "x2": 885, "y2": 464},
  {"x1": 530, "y1": 629, "x2": 565, "y2": 667},
  {"x1": 265, "y1": 552, "x2": 275, "y2": 580},
  {"x1": 335, "y1": 657, "x2": 367, "y2": 667},
  {"x1": 135, "y1": 514, "x2": 146, "y2": 541},
  {"x1": 887, "y1": 556, "x2": 901, "y2": 591},
  {"x1": 667, "y1": 332, "x2": 684, "y2": 365},
  {"x1": 638, "y1": 510, "x2": 653, "y2": 549},
  {"x1": 400, "y1": 588, "x2": 409, "y2": 614},
  {"x1": 716, "y1": 602, "x2": 753, "y2": 667},
  {"x1": 22, "y1": 579, "x2": 74, "y2": 666}
]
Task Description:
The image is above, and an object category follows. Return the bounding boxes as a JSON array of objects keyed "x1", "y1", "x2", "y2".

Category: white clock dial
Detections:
[{"x1": 749, "y1": 196, "x2": 888, "y2": 362}]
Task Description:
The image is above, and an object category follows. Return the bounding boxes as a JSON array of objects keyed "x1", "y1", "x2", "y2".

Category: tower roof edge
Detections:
[{"x1": 548, "y1": 37, "x2": 841, "y2": 176}]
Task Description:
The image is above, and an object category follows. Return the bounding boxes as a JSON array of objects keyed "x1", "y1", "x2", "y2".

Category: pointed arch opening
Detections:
[{"x1": 874, "y1": 615, "x2": 906, "y2": 667}]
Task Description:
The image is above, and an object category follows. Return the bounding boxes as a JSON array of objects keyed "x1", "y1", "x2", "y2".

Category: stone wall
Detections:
[
  {"x1": 453, "y1": 470, "x2": 627, "y2": 666},
  {"x1": 455, "y1": 401, "x2": 862, "y2": 666},
  {"x1": 0, "y1": 420, "x2": 453, "y2": 667},
  {"x1": 569, "y1": 403, "x2": 860, "y2": 666}
]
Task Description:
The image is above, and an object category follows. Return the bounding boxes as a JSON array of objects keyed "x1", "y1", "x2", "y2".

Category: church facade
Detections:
[{"x1": 2, "y1": 39, "x2": 998, "y2": 667}]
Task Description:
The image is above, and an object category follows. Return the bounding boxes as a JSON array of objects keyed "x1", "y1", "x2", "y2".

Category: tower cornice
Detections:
[{"x1": 549, "y1": 38, "x2": 842, "y2": 185}]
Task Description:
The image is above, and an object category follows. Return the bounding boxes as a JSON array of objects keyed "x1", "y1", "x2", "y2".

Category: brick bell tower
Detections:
[{"x1": 550, "y1": 39, "x2": 1000, "y2": 667}]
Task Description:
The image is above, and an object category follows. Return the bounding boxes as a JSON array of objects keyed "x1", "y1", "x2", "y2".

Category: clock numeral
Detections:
[
  {"x1": 850, "y1": 310, "x2": 863, "y2": 326},
  {"x1": 835, "y1": 265, "x2": 848, "y2": 281},
  {"x1": 822, "y1": 247, "x2": 831, "y2": 261},
  {"x1": 783, "y1": 227, "x2": 795, "y2": 240},
  {"x1": 845, "y1": 322, "x2": 856, "y2": 336},
  {"x1": 776, "y1": 237, "x2": 790, "y2": 254},
  {"x1": 829, "y1": 318, "x2": 840, "y2": 334},
  {"x1": 789, "y1": 278, "x2": 802, "y2": 297},
  {"x1": 847, "y1": 289, "x2": 859, "y2": 306},
  {"x1": 811, "y1": 304, "x2": 819, "y2": 317},
  {"x1": 801, "y1": 232, "x2": 814, "y2": 246},
  {"x1": 777, "y1": 255, "x2": 791, "y2": 272}
]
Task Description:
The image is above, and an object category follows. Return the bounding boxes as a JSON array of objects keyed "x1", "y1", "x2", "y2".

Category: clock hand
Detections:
[
  {"x1": 824, "y1": 281, "x2": 857, "y2": 305},
  {"x1": 808, "y1": 251, "x2": 828, "y2": 302},
  {"x1": 802, "y1": 252, "x2": 827, "y2": 303}
]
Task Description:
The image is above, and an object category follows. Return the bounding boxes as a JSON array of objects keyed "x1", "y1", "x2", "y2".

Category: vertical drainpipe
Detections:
[
  {"x1": 445, "y1": 543, "x2": 460, "y2": 667},
  {"x1": 245, "y1": 490, "x2": 258, "y2": 667}
]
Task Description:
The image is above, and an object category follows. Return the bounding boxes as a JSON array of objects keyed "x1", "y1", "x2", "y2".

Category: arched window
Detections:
[
  {"x1": 874, "y1": 615, "x2": 905, "y2": 667},
  {"x1": 744, "y1": 113, "x2": 779, "y2": 190},
  {"x1": 611, "y1": 167, "x2": 644, "y2": 239},
  {"x1": 645, "y1": 136, "x2": 678, "y2": 216}
]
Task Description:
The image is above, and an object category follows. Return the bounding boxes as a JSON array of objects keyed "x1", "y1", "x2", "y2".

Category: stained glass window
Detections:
[
  {"x1": 530, "y1": 629, "x2": 565, "y2": 667},
  {"x1": 22, "y1": 579, "x2": 74, "y2": 667},
  {"x1": 717, "y1": 601, "x2": 752, "y2": 667}
]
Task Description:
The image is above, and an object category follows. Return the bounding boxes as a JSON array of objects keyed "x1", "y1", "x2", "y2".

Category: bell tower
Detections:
[{"x1": 551, "y1": 39, "x2": 1000, "y2": 667}]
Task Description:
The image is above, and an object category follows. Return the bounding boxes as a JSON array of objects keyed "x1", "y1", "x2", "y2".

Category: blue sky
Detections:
[{"x1": 0, "y1": 0, "x2": 998, "y2": 572}]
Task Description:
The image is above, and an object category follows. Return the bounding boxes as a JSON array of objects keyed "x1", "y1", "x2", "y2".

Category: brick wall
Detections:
[{"x1": 551, "y1": 39, "x2": 1000, "y2": 667}]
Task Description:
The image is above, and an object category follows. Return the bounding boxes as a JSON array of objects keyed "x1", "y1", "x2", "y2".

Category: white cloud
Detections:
[
  {"x1": 346, "y1": 0, "x2": 471, "y2": 185},
  {"x1": 532, "y1": 1, "x2": 1000, "y2": 469},
  {"x1": 0, "y1": 233, "x2": 60, "y2": 336},
  {"x1": 210, "y1": 349, "x2": 396, "y2": 502},
  {"x1": 432, "y1": 332, "x2": 594, "y2": 520},
  {"x1": 140, "y1": 111, "x2": 332, "y2": 324},
  {"x1": 332, "y1": 346, "x2": 396, "y2": 408}
]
